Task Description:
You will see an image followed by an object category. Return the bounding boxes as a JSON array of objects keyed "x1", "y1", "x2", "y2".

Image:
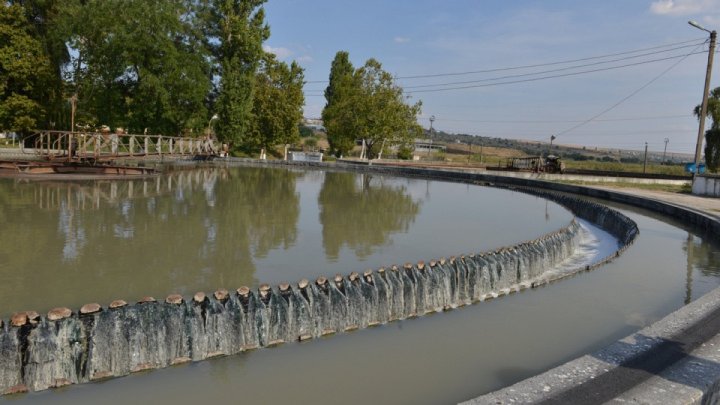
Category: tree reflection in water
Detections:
[
  {"x1": 0, "y1": 167, "x2": 301, "y2": 313},
  {"x1": 318, "y1": 172, "x2": 421, "y2": 261}
]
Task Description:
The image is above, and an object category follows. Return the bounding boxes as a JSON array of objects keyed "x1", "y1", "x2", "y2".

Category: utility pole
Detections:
[
  {"x1": 480, "y1": 139, "x2": 484, "y2": 164},
  {"x1": 468, "y1": 138, "x2": 472, "y2": 163},
  {"x1": 428, "y1": 115, "x2": 435, "y2": 156},
  {"x1": 70, "y1": 94, "x2": 78, "y2": 132},
  {"x1": 662, "y1": 138, "x2": 669, "y2": 165},
  {"x1": 643, "y1": 142, "x2": 649, "y2": 174},
  {"x1": 689, "y1": 21, "x2": 716, "y2": 175}
]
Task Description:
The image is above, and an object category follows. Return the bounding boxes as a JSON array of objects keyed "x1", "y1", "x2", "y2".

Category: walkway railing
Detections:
[{"x1": 31, "y1": 130, "x2": 219, "y2": 161}]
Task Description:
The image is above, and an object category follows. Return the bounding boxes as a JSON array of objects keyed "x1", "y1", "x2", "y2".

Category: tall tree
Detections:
[
  {"x1": 61, "y1": 0, "x2": 211, "y2": 134},
  {"x1": 9, "y1": 0, "x2": 68, "y2": 128},
  {"x1": 0, "y1": 3, "x2": 53, "y2": 132},
  {"x1": 323, "y1": 57, "x2": 422, "y2": 159},
  {"x1": 322, "y1": 51, "x2": 356, "y2": 157},
  {"x1": 695, "y1": 87, "x2": 720, "y2": 171},
  {"x1": 248, "y1": 54, "x2": 304, "y2": 156},
  {"x1": 211, "y1": 0, "x2": 269, "y2": 147}
]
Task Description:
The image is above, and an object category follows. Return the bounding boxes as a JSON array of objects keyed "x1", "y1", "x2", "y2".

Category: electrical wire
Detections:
[
  {"x1": 400, "y1": 43, "x2": 704, "y2": 90},
  {"x1": 306, "y1": 50, "x2": 707, "y2": 95},
  {"x1": 429, "y1": 114, "x2": 692, "y2": 124},
  {"x1": 554, "y1": 41, "x2": 707, "y2": 138},
  {"x1": 303, "y1": 37, "x2": 705, "y2": 84},
  {"x1": 405, "y1": 51, "x2": 707, "y2": 94}
]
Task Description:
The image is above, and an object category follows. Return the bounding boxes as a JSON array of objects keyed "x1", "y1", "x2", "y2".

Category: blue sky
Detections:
[{"x1": 262, "y1": 0, "x2": 720, "y2": 154}]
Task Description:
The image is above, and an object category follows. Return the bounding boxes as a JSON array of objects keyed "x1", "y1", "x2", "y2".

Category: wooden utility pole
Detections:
[
  {"x1": 70, "y1": 94, "x2": 78, "y2": 131},
  {"x1": 643, "y1": 142, "x2": 649, "y2": 174}
]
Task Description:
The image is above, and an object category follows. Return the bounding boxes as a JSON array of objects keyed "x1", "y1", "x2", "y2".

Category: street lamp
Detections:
[{"x1": 689, "y1": 20, "x2": 717, "y2": 175}]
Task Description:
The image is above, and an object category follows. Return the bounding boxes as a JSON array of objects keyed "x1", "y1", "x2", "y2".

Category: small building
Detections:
[{"x1": 413, "y1": 139, "x2": 446, "y2": 153}]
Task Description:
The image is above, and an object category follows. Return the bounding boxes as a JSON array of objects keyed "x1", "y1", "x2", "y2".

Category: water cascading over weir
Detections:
[{"x1": 0, "y1": 188, "x2": 638, "y2": 395}]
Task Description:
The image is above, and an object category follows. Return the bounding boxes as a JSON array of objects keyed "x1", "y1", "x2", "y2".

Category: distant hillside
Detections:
[{"x1": 426, "y1": 130, "x2": 694, "y2": 165}]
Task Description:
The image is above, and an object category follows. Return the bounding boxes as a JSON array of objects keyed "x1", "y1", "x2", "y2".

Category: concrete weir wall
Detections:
[{"x1": 0, "y1": 170, "x2": 639, "y2": 396}]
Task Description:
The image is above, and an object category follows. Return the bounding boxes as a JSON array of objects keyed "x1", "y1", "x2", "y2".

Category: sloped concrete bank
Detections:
[{"x1": 0, "y1": 161, "x2": 640, "y2": 396}]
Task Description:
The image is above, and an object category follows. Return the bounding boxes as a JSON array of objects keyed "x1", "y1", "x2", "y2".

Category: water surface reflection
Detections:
[
  {"x1": 319, "y1": 172, "x2": 420, "y2": 260},
  {"x1": 0, "y1": 167, "x2": 571, "y2": 315}
]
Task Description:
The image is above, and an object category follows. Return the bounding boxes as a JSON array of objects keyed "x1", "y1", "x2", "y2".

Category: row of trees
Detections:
[
  {"x1": 321, "y1": 51, "x2": 422, "y2": 159},
  {"x1": 0, "y1": 0, "x2": 304, "y2": 154}
]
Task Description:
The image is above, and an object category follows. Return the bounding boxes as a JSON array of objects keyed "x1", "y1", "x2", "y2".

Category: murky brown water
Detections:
[
  {"x1": 0, "y1": 167, "x2": 571, "y2": 315},
  {"x1": 1, "y1": 167, "x2": 719, "y2": 404}
]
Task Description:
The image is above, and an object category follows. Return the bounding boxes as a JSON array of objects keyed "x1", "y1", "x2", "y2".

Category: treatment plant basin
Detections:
[{"x1": 0, "y1": 165, "x2": 719, "y2": 404}]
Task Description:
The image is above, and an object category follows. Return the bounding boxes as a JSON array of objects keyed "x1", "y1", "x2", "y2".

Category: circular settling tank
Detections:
[{"x1": 0, "y1": 166, "x2": 718, "y2": 404}]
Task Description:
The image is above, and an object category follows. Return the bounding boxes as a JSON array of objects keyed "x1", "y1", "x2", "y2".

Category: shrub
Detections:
[{"x1": 397, "y1": 145, "x2": 413, "y2": 160}]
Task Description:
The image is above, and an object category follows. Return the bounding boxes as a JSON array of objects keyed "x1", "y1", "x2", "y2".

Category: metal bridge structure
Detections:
[{"x1": 31, "y1": 130, "x2": 220, "y2": 162}]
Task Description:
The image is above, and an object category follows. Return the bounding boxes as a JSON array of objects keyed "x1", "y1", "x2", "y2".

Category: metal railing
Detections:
[{"x1": 31, "y1": 130, "x2": 219, "y2": 160}]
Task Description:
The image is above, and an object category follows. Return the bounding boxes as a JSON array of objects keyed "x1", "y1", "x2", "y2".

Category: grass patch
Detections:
[{"x1": 562, "y1": 160, "x2": 687, "y2": 176}]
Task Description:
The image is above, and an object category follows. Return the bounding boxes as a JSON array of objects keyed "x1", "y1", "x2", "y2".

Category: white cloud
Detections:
[
  {"x1": 394, "y1": 36, "x2": 411, "y2": 44},
  {"x1": 650, "y1": 0, "x2": 720, "y2": 15},
  {"x1": 262, "y1": 45, "x2": 293, "y2": 59}
]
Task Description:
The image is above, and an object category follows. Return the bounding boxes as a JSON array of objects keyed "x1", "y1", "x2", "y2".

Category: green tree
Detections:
[
  {"x1": 695, "y1": 87, "x2": 720, "y2": 171},
  {"x1": 60, "y1": 0, "x2": 211, "y2": 134},
  {"x1": 322, "y1": 51, "x2": 356, "y2": 157},
  {"x1": 299, "y1": 125, "x2": 314, "y2": 137},
  {"x1": 247, "y1": 54, "x2": 305, "y2": 156},
  {"x1": 322, "y1": 56, "x2": 422, "y2": 159},
  {"x1": 212, "y1": 0, "x2": 269, "y2": 147},
  {"x1": 354, "y1": 59, "x2": 422, "y2": 159},
  {"x1": 11, "y1": 0, "x2": 69, "y2": 128},
  {"x1": 0, "y1": 3, "x2": 53, "y2": 132}
]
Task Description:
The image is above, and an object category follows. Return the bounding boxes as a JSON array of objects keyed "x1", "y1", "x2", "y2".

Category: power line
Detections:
[
  {"x1": 305, "y1": 43, "x2": 704, "y2": 92},
  {"x1": 430, "y1": 128, "x2": 691, "y2": 137},
  {"x1": 307, "y1": 50, "x2": 706, "y2": 95},
  {"x1": 430, "y1": 114, "x2": 692, "y2": 124},
  {"x1": 405, "y1": 50, "x2": 707, "y2": 94},
  {"x1": 303, "y1": 37, "x2": 705, "y2": 84},
  {"x1": 555, "y1": 41, "x2": 706, "y2": 138},
  {"x1": 400, "y1": 43, "x2": 704, "y2": 90}
]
